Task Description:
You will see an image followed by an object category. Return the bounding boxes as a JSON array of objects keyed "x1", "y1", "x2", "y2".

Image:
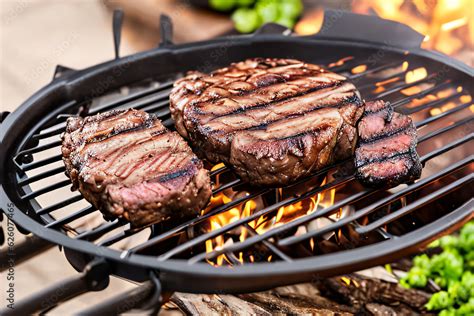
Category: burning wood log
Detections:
[
  {"x1": 239, "y1": 290, "x2": 355, "y2": 315},
  {"x1": 315, "y1": 274, "x2": 431, "y2": 312},
  {"x1": 163, "y1": 273, "x2": 431, "y2": 315}
]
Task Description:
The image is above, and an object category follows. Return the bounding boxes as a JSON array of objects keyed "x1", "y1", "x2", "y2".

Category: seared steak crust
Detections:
[
  {"x1": 170, "y1": 58, "x2": 364, "y2": 186},
  {"x1": 61, "y1": 109, "x2": 211, "y2": 227},
  {"x1": 355, "y1": 100, "x2": 422, "y2": 187}
]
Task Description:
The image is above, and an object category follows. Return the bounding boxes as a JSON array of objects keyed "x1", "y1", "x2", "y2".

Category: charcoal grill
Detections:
[{"x1": 0, "y1": 10, "x2": 473, "y2": 315}]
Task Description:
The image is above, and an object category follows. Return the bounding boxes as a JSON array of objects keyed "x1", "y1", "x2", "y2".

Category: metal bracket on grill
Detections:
[
  {"x1": 159, "y1": 14, "x2": 174, "y2": 47},
  {"x1": 0, "y1": 111, "x2": 10, "y2": 123},
  {"x1": 0, "y1": 258, "x2": 110, "y2": 315},
  {"x1": 113, "y1": 9, "x2": 124, "y2": 59},
  {"x1": 76, "y1": 270, "x2": 164, "y2": 315},
  {"x1": 312, "y1": 9, "x2": 425, "y2": 50},
  {"x1": 254, "y1": 23, "x2": 292, "y2": 36},
  {"x1": 53, "y1": 65, "x2": 76, "y2": 79}
]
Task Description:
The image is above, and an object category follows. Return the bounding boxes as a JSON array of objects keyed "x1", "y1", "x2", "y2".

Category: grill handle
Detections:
[
  {"x1": 309, "y1": 9, "x2": 425, "y2": 50},
  {"x1": 113, "y1": 9, "x2": 124, "y2": 59},
  {"x1": 159, "y1": 14, "x2": 174, "y2": 47}
]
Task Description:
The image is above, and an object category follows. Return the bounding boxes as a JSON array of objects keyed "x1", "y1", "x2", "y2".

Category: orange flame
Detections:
[
  {"x1": 352, "y1": 65, "x2": 367, "y2": 74},
  {"x1": 352, "y1": 0, "x2": 473, "y2": 57},
  {"x1": 204, "y1": 175, "x2": 339, "y2": 265},
  {"x1": 295, "y1": 1, "x2": 472, "y2": 59}
]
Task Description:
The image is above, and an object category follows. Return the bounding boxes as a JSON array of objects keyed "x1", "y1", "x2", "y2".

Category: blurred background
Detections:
[
  {"x1": 0, "y1": 0, "x2": 472, "y2": 314},
  {"x1": 1, "y1": 0, "x2": 472, "y2": 114}
]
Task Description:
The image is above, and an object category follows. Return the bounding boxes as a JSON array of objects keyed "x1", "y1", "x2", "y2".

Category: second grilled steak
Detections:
[
  {"x1": 355, "y1": 100, "x2": 422, "y2": 187},
  {"x1": 170, "y1": 58, "x2": 364, "y2": 186},
  {"x1": 61, "y1": 109, "x2": 212, "y2": 227}
]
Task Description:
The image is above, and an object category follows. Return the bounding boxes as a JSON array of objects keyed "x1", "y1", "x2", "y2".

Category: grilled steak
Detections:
[
  {"x1": 170, "y1": 58, "x2": 364, "y2": 186},
  {"x1": 61, "y1": 109, "x2": 212, "y2": 227},
  {"x1": 355, "y1": 100, "x2": 422, "y2": 187}
]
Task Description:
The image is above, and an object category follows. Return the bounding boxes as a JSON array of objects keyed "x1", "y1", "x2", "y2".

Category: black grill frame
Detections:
[{"x1": 1, "y1": 11, "x2": 473, "y2": 295}]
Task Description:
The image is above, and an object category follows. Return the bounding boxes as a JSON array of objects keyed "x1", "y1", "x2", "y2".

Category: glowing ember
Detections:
[
  {"x1": 341, "y1": 276, "x2": 351, "y2": 286},
  {"x1": 211, "y1": 163, "x2": 225, "y2": 171},
  {"x1": 405, "y1": 67, "x2": 428, "y2": 84},
  {"x1": 460, "y1": 95, "x2": 472, "y2": 103},
  {"x1": 352, "y1": 64, "x2": 367, "y2": 74},
  {"x1": 372, "y1": 77, "x2": 401, "y2": 94},
  {"x1": 328, "y1": 56, "x2": 354, "y2": 68}
]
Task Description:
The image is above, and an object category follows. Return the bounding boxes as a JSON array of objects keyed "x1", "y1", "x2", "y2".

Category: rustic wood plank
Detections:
[
  {"x1": 239, "y1": 291, "x2": 354, "y2": 315},
  {"x1": 170, "y1": 293, "x2": 270, "y2": 315}
]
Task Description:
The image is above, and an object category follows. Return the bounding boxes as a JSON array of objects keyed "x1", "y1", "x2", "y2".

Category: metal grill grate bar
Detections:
[
  {"x1": 75, "y1": 219, "x2": 123, "y2": 241},
  {"x1": 31, "y1": 124, "x2": 66, "y2": 140},
  {"x1": 17, "y1": 166, "x2": 65, "y2": 186},
  {"x1": 403, "y1": 91, "x2": 463, "y2": 115},
  {"x1": 419, "y1": 118, "x2": 473, "y2": 142},
  {"x1": 90, "y1": 188, "x2": 267, "y2": 248},
  {"x1": 370, "y1": 73, "x2": 439, "y2": 99},
  {"x1": 391, "y1": 80, "x2": 453, "y2": 108},
  {"x1": 212, "y1": 179, "x2": 241, "y2": 195},
  {"x1": 14, "y1": 140, "x2": 62, "y2": 159},
  {"x1": 355, "y1": 174, "x2": 473, "y2": 235},
  {"x1": 210, "y1": 165, "x2": 228, "y2": 177},
  {"x1": 87, "y1": 80, "x2": 174, "y2": 115},
  {"x1": 244, "y1": 224, "x2": 293, "y2": 262},
  {"x1": 104, "y1": 90, "x2": 172, "y2": 114},
  {"x1": 348, "y1": 61, "x2": 404, "y2": 80},
  {"x1": 36, "y1": 194, "x2": 84, "y2": 215},
  {"x1": 357, "y1": 70, "x2": 406, "y2": 92},
  {"x1": 97, "y1": 229, "x2": 139, "y2": 247},
  {"x1": 20, "y1": 179, "x2": 71, "y2": 200},
  {"x1": 138, "y1": 99, "x2": 170, "y2": 114},
  {"x1": 415, "y1": 101, "x2": 472, "y2": 128},
  {"x1": 16, "y1": 154, "x2": 63, "y2": 172},
  {"x1": 418, "y1": 131, "x2": 473, "y2": 162},
  {"x1": 45, "y1": 205, "x2": 96, "y2": 228},
  {"x1": 29, "y1": 100, "x2": 77, "y2": 140}
]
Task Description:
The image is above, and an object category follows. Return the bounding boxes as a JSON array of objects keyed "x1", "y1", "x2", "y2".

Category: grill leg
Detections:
[
  {"x1": 76, "y1": 271, "x2": 165, "y2": 315},
  {"x1": 0, "y1": 259, "x2": 109, "y2": 315}
]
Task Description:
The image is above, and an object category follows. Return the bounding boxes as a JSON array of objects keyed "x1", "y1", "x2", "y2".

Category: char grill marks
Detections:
[
  {"x1": 355, "y1": 100, "x2": 422, "y2": 187},
  {"x1": 61, "y1": 109, "x2": 211, "y2": 227},
  {"x1": 170, "y1": 58, "x2": 364, "y2": 186}
]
